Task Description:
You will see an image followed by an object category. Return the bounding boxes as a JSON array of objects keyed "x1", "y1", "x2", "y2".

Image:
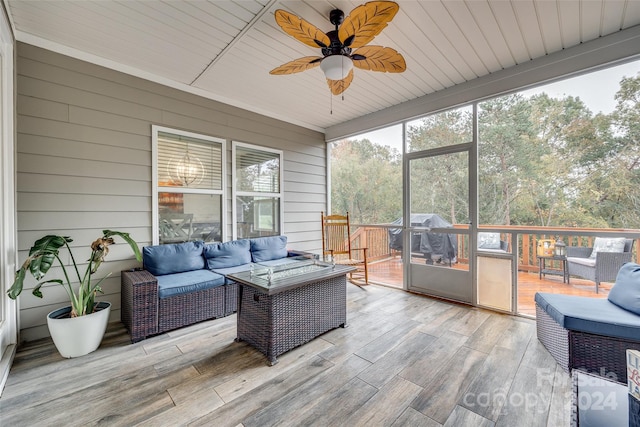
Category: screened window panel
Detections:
[
  {"x1": 158, "y1": 131, "x2": 223, "y2": 190},
  {"x1": 406, "y1": 105, "x2": 473, "y2": 152},
  {"x1": 235, "y1": 145, "x2": 280, "y2": 193}
]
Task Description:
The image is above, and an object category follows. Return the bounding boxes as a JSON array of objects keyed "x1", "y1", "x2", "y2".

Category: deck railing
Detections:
[{"x1": 349, "y1": 223, "x2": 640, "y2": 271}]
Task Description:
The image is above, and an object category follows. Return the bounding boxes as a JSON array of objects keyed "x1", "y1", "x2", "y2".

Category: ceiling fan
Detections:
[{"x1": 269, "y1": 1, "x2": 406, "y2": 95}]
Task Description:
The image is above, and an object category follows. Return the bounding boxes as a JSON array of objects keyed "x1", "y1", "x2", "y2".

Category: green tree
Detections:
[
  {"x1": 330, "y1": 72, "x2": 640, "y2": 231},
  {"x1": 578, "y1": 73, "x2": 640, "y2": 228},
  {"x1": 479, "y1": 94, "x2": 539, "y2": 225},
  {"x1": 330, "y1": 139, "x2": 402, "y2": 223},
  {"x1": 406, "y1": 108, "x2": 472, "y2": 224}
]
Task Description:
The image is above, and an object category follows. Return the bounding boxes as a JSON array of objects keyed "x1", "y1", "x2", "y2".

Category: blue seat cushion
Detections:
[
  {"x1": 143, "y1": 241, "x2": 205, "y2": 276},
  {"x1": 608, "y1": 262, "x2": 640, "y2": 315},
  {"x1": 250, "y1": 236, "x2": 288, "y2": 262},
  {"x1": 535, "y1": 292, "x2": 640, "y2": 341},
  {"x1": 211, "y1": 264, "x2": 253, "y2": 284},
  {"x1": 204, "y1": 239, "x2": 251, "y2": 269},
  {"x1": 157, "y1": 269, "x2": 224, "y2": 299}
]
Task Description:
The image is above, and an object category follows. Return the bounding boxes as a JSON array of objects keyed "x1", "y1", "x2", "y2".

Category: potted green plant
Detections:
[{"x1": 7, "y1": 230, "x2": 142, "y2": 357}]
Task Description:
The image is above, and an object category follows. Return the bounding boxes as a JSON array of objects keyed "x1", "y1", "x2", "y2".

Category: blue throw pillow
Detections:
[
  {"x1": 143, "y1": 241, "x2": 205, "y2": 276},
  {"x1": 204, "y1": 239, "x2": 251, "y2": 269},
  {"x1": 608, "y1": 262, "x2": 640, "y2": 315},
  {"x1": 250, "y1": 236, "x2": 288, "y2": 262}
]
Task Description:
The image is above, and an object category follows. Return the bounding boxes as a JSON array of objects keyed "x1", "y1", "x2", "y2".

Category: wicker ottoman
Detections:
[{"x1": 536, "y1": 292, "x2": 640, "y2": 383}]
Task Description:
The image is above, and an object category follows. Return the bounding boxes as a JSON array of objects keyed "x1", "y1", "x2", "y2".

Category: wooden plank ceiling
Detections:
[{"x1": 6, "y1": 0, "x2": 640, "y2": 133}]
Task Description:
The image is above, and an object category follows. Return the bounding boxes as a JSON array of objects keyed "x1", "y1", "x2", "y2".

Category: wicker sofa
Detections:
[
  {"x1": 121, "y1": 235, "x2": 308, "y2": 342},
  {"x1": 535, "y1": 262, "x2": 640, "y2": 383}
]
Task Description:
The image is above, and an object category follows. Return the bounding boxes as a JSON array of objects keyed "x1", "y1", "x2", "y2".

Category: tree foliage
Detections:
[
  {"x1": 330, "y1": 139, "x2": 402, "y2": 224},
  {"x1": 330, "y1": 72, "x2": 640, "y2": 229}
]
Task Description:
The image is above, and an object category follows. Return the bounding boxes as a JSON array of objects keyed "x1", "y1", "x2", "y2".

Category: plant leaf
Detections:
[
  {"x1": 32, "y1": 279, "x2": 64, "y2": 299},
  {"x1": 102, "y1": 230, "x2": 142, "y2": 262},
  {"x1": 352, "y1": 46, "x2": 406, "y2": 73},
  {"x1": 7, "y1": 267, "x2": 27, "y2": 299},
  {"x1": 270, "y1": 56, "x2": 323, "y2": 75},
  {"x1": 28, "y1": 235, "x2": 71, "y2": 280},
  {"x1": 274, "y1": 9, "x2": 330, "y2": 48},
  {"x1": 338, "y1": 1, "x2": 399, "y2": 49}
]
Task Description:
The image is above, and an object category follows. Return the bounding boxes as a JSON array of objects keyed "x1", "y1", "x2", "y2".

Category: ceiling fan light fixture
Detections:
[{"x1": 320, "y1": 55, "x2": 353, "y2": 80}]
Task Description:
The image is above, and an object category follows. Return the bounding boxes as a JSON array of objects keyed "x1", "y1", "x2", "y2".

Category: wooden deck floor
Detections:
[
  {"x1": 367, "y1": 257, "x2": 609, "y2": 316},
  {"x1": 0, "y1": 284, "x2": 572, "y2": 426}
]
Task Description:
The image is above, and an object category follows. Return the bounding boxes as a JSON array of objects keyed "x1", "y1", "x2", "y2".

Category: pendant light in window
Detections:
[{"x1": 167, "y1": 141, "x2": 204, "y2": 187}]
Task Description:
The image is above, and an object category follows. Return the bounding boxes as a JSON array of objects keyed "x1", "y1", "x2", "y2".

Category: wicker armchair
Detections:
[{"x1": 566, "y1": 238, "x2": 634, "y2": 293}]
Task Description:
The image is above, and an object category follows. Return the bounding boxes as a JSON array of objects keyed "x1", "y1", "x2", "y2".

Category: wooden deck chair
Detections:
[{"x1": 321, "y1": 211, "x2": 369, "y2": 285}]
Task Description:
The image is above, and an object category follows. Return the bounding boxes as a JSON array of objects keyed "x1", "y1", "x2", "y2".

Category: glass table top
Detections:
[{"x1": 228, "y1": 256, "x2": 353, "y2": 294}]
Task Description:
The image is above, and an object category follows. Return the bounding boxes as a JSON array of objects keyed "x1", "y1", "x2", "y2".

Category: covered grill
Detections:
[{"x1": 388, "y1": 214, "x2": 457, "y2": 265}]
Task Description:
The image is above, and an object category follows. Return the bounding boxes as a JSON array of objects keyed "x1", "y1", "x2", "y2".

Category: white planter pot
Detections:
[{"x1": 46, "y1": 301, "x2": 111, "y2": 358}]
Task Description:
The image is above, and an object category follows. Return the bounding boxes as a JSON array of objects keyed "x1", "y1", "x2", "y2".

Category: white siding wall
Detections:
[{"x1": 16, "y1": 43, "x2": 326, "y2": 341}]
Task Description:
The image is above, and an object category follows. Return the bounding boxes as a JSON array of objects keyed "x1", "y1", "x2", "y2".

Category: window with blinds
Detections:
[
  {"x1": 153, "y1": 126, "x2": 226, "y2": 244},
  {"x1": 233, "y1": 142, "x2": 283, "y2": 239},
  {"x1": 157, "y1": 131, "x2": 223, "y2": 190}
]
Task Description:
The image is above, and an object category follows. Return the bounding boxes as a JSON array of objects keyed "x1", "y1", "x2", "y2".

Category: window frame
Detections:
[
  {"x1": 232, "y1": 141, "x2": 284, "y2": 240},
  {"x1": 152, "y1": 125, "x2": 227, "y2": 245}
]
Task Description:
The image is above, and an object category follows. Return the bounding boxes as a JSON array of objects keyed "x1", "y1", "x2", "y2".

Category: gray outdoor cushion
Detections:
[
  {"x1": 608, "y1": 262, "x2": 640, "y2": 315},
  {"x1": 157, "y1": 269, "x2": 224, "y2": 299},
  {"x1": 566, "y1": 257, "x2": 596, "y2": 267},
  {"x1": 535, "y1": 292, "x2": 640, "y2": 341},
  {"x1": 478, "y1": 232, "x2": 501, "y2": 250},
  {"x1": 143, "y1": 241, "x2": 205, "y2": 276},
  {"x1": 590, "y1": 237, "x2": 626, "y2": 259}
]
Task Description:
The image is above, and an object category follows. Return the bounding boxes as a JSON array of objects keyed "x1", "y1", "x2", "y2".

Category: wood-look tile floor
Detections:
[{"x1": 0, "y1": 284, "x2": 572, "y2": 426}]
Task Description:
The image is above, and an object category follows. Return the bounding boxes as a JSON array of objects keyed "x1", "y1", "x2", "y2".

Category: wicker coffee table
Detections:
[{"x1": 228, "y1": 258, "x2": 354, "y2": 365}]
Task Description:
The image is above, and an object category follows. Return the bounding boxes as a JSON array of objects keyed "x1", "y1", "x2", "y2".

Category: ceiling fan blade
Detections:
[
  {"x1": 352, "y1": 46, "x2": 406, "y2": 73},
  {"x1": 270, "y1": 56, "x2": 323, "y2": 75},
  {"x1": 274, "y1": 9, "x2": 331, "y2": 49},
  {"x1": 327, "y1": 69, "x2": 354, "y2": 95},
  {"x1": 338, "y1": 1, "x2": 399, "y2": 49}
]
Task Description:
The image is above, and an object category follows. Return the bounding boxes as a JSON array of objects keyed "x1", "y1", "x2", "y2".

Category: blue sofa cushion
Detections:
[
  {"x1": 204, "y1": 239, "x2": 251, "y2": 269},
  {"x1": 535, "y1": 292, "x2": 640, "y2": 341},
  {"x1": 143, "y1": 241, "x2": 205, "y2": 276},
  {"x1": 157, "y1": 269, "x2": 225, "y2": 299},
  {"x1": 608, "y1": 262, "x2": 640, "y2": 315},
  {"x1": 211, "y1": 264, "x2": 253, "y2": 284},
  {"x1": 250, "y1": 236, "x2": 288, "y2": 262}
]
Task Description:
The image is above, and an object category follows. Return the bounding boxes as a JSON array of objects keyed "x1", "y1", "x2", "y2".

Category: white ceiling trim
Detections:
[
  {"x1": 14, "y1": 30, "x2": 326, "y2": 134},
  {"x1": 190, "y1": 0, "x2": 278, "y2": 86}
]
